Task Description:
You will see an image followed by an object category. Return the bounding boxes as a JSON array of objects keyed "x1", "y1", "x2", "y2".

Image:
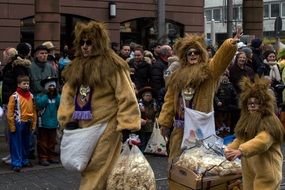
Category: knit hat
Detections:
[
  {"x1": 251, "y1": 38, "x2": 262, "y2": 49},
  {"x1": 16, "y1": 43, "x2": 30, "y2": 57},
  {"x1": 241, "y1": 47, "x2": 253, "y2": 59}
]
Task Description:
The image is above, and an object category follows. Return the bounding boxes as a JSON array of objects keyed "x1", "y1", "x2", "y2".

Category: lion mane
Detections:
[
  {"x1": 62, "y1": 21, "x2": 129, "y2": 88},
  {"x1": 235, "y1": 76, "x2": 285, "y2": 143}
]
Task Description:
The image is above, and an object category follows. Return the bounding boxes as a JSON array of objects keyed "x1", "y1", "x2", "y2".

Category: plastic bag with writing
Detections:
[{"x1": 144, "y1": 119, "x2": 167, "y2": 156}]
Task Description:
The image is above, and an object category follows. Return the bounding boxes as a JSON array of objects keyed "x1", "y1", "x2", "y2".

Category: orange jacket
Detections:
[{"x1": 7, "y1": 92, "x2": 37, "y2": 132}]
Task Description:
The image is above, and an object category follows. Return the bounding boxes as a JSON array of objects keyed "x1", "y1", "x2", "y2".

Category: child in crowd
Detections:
[
  {"x1": 137, "y1": 86, "x2": 158, "y2": 152},
  {"x1": 214, "y1": 70, "x2": 238, "y2": 136},
  {"x1": 7, "y1": 75, "x2": 37, "y2": 172},
  {"x1": 36, "y1": 77, "x2": 60, "y2": 166}
]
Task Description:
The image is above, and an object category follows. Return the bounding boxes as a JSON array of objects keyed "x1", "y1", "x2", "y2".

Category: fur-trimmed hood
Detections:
[
  {"x1": 12, "y1": 56, "x2": 31, "y2": 68},
  {"x1": 239, "y1": 75, "x2": 275, "y2": 116}
]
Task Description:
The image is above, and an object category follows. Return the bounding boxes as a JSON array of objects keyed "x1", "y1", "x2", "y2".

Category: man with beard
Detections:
[
  {"x1": 158, "y1": 28, "x2": 242, "y2": 173},
  {"x1": 58, "y1": 21, "x2": 141, "y2": 190},
  {"x1": 225, "y1": 76, "x2": 285, "y2": 190}
]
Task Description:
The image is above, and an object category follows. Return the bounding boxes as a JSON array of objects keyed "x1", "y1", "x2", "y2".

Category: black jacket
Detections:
[
  {"x1": 2, "y1": 58, "x2": 31, "y2": 105},
  {"x1": 150, "y1": 57, "x2": 168, "y2": 97},
  {"x1": 128, "y1": 58, "x2": 152, "y2": 90}
]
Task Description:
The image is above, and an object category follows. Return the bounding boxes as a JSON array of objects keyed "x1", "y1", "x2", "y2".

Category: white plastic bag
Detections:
[
  {"x1": 181, "y1": 107, "x2": 215, "y2": 149},
  {"x1": 107, "y1": 143, "x2": 130, "y2": 190},
  {"x1": 124, "y1": 145, "x2": 156, "y2": 190},
  {"x1": 144, "y1": 119, "x2": 167, "y2": 156},
  {"x1": 107, "y1": 144, "x2": 156, "y2": 190},
  {"x1": 60, "y1": 122, "x2": 107, "y2": 172},
  {"x1": 0, "y1": 106, "x2": 3, "y2": 118}
]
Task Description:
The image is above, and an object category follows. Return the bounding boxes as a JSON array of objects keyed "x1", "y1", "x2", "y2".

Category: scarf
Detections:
[{"x1": 16, "y1": 87, "x2": 31, "y2": 100}]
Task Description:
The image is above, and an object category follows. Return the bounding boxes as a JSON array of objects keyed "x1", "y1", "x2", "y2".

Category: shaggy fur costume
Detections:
[
  {"x1": 227, "y1": 76, "x2": 285, "y2": 190},
  {"x1": 58, "y1": 21, "x2": 141, "y2": 190},
  {"x1": 158, "y1": 34, "x2": 237, "y2": 168}
]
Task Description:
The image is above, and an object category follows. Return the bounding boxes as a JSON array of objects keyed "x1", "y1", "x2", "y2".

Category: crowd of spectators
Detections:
[{"x1": 1, "y1": 35, "x2": 285, "y2": 171}]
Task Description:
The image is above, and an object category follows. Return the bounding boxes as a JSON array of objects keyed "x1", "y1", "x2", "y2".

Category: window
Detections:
[
  {"x1": 264, "y1": 4, "x2": 269, "y2": 18},
  {"x1": 271, "y1": 3, "x2": 280, "y2": 18},
  {"x1": 233, "y1": 7, "x2": 239, "y2": 20},
  {"x1": 205, "y1": 10, "x2": 212, "y2": 21},
  {"x1": 213, "y1": 9, "x2": 221, "y2": 21},
  {"x1": 282, "y1": 3, "x2": 285, "y2": 17}
]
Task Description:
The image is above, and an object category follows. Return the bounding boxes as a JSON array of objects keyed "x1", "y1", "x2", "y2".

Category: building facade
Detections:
[
  {"x1": 205, "y1": 0, "x2": 285, "y2": 45},
  {"x1": 0, "y1": 0, "x2": 204, "y2": 55}
]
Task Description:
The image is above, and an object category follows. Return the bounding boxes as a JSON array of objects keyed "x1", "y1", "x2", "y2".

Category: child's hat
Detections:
[
  {"x1": 40, "y1": 76, "x2": 57, "y2": 90},
  {"x1": 138, "y1": 86, "x2": 155, "y2": 98}
]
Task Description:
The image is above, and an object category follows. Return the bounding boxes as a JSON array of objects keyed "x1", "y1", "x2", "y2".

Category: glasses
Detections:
[
  {"x1": 187, "y1": 50, "x2": 200, "y2": 56},
  {"x1": 80, "y1": 39, "x2": 92, "y2": 46},
  {"x1": 247, "y1": 101, "x2": 260, "y2": 107}
]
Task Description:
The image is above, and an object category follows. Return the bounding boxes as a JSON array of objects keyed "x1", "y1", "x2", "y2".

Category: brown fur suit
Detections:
[
  {"x1": 227, "y1": 76, "x2": 285, "y2": 190},
  {"x1": 158, "y1": 34, "x2": 237, "y2": 163},
  {"x1": 57, "y1": 21, "x2": 141, "y2": 190}
]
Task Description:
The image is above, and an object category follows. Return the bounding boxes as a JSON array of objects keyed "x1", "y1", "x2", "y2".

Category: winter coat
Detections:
[
  {"x1": 128, "y1": 58, "x2": 152, "y2": 90},
  {"x1": 150, "y1": 57, "x2": 168, "y2": 97},
  {"x1": 263, "y1": 59, "x2": 281, "y2": 82},
  {"x1": 229, "y1": 63, "x2": 255, "y2": 95},
  {"x1": 214, "y1": 81, "x2": 238, "y2": 112},
  {"x1": 252, "y1": 49, "x2": 266, "y2": 75},
  {"x1": 30, "y1": 60, "x2": 57, "y2": 95},
  {"x1": 35, "y1": 93, "x2": 60, "y2": 128},
  {"x1": 138, "y1": 99, "x2": 157, "y2": 132},
  {"x1": 2, "y1": 58, "x2": 31, "y2": 105}
]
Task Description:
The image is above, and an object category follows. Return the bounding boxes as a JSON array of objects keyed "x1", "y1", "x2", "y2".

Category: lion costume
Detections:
[
  {"x1": 158, "y1": 34, "x2": 237, "y2": 162},
  {"x1": 57, "y1": 21, "x2": 141, "y2": 190},
  {"x1": 227, "y1": 76, "x2": 285, "y2": 190}
]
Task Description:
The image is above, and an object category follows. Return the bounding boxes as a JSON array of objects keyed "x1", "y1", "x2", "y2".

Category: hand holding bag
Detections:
[{"x1": 60, "y1": 122, "x2": 107, "y2": 172}]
